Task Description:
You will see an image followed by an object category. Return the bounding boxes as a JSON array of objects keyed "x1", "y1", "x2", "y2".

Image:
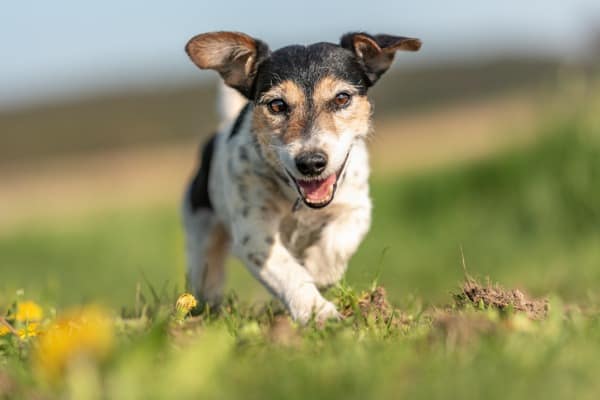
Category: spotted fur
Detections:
[{"x1": 182, "y1": 31, "x2": 421, "y2": 324}]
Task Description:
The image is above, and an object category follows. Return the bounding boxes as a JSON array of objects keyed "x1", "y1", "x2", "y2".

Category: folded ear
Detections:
[
  {"x1": 340, "y1": 32, "x2": 421, "y2": 85},
  {"x1": 186, "y1": 31, "x2": 270, "y2": 98}
]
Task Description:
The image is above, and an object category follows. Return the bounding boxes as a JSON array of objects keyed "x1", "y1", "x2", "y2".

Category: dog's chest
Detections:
[{"x1": 278, "y1": 210, "x2": 333, "y2": 261}]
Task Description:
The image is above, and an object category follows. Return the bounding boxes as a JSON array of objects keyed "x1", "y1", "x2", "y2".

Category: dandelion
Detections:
[
  {"x1": 33, "y1": 305, "x2": 114, "y2": 382},
  {"x1": 0, "y1": 323, "x2": 11, "y2": 336},
  {"x1": 17, "y1": 322, "x2": 41, "y2": 339},
  {"x1": 176, "y1": 293, "x2": 198, "y2": 313},
  {"x1": 1, "y1": 300, "x2": 43, "y2": 339},
  {"x1": 174, "y1": 293, "x2": 198, "y2": 322},
  {"x1": 15, "y1": 301, "x2": 43, "y2": 322}
]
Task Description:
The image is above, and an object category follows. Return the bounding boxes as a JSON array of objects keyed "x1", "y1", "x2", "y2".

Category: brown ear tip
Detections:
[
  {"x1": 185, "y1": 34, "x2": 212, "y2": 68},
  {"x1": 184, "y1": 39, "x2": 194, "y2": 56},
  {"x1": 406, "y1": 38, "x2": 423, "y2": 51},
  {"x1": 184, "y1": 31, "x2": 224, "y2": 50},
  {"x1": 184, "y1": 32, "x2": 228, "y2": 68},
  {"x1": 185, "y1": 33, "x2": 205, "y2": 53}
]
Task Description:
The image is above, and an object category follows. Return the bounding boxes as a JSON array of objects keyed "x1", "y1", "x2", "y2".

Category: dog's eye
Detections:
[
  {"x1": 334, "y1": 92, "x2": 352, "y2": 108},
  {"x1": 268, "y1": 99, "x2": 288, "y2": 114}
]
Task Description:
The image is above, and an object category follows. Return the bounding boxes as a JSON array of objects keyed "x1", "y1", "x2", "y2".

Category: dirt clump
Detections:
[
  {"x1": 358, "y1": 286, "x2": 393, "y2": 320},
  {"x1": 340, "y1": 286, "x2": 410, "y2": 327},
  {"x1": 454, "y1": 278, "x2": 549, "y2": 320}
]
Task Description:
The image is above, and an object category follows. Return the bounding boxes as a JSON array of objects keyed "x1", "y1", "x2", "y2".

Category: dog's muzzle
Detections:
[{"x1": 286, "y1": 149, "x2": 351, "y2": 209}]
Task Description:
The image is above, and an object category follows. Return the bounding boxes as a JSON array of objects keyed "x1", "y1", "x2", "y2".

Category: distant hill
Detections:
[{"x1": 0, "y1": 57, "x2": 569, "y2": 165}]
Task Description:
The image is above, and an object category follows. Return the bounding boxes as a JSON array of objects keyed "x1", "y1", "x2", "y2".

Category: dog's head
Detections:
[{"x1": 186, "y1": 31, "x2": 421, "y2": 208}]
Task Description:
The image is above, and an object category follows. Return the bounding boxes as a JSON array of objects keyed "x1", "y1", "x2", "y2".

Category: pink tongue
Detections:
[{"x1": 298, "y1": 175, "x2": 336, "y2": 203}]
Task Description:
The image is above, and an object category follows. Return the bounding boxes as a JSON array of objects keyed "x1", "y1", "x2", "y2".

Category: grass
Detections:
[
  {"x1": 1, "y1": 104, "x2": 600, "y2": 398},
  {"x1": 1, "y1": 277, "x2": 599, "y2": 399}
]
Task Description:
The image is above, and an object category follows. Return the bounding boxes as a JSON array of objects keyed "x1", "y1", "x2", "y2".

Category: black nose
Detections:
[{"x1": 295, "y1": 151, "x2": 328, "y2": 177}]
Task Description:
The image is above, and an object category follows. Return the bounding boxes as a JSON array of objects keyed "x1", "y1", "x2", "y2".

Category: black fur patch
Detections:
[
  {"x1": 189, "y1": 133, "x2": 217, "y2": 212},
  {"x1": 239, "y1": 146, "x2": 249, "y2": 161},
  {"x1": 253, "y1": 43, "x2": 369, "y2": 101},
  {"x1": 228, "y1": 103, "x2": 251, "y2": 140}
]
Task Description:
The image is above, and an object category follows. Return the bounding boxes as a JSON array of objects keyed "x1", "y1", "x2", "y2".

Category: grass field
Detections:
[{"x1": 1, "y1": 90, "x2": 599, "y2": 398}]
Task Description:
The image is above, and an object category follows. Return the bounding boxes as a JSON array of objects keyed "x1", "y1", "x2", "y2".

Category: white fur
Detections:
[
  {"x1": 183, "y1": 101, "x2": 372, "y2": 325},
  {"x1": 217, "y1": 82, "x2": 248, "y2": 127}
]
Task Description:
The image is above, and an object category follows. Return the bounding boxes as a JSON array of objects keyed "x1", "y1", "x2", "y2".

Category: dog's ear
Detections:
[
  {"x1": 341, "y1": 32, "x2": 421, "y2": 85},
  {"x1": 186, "y1": 31, "x2": 270, "y2": 98}
]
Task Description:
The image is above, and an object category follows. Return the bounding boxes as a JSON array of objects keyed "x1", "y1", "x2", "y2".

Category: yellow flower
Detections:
[
  {"x1": 33, "y1": 305, "x2": 114, "y2": 381},
  {"x1": 17, "y1": 322, "x2": 41, "y2": 339},
  {"x1": 173, "y1": 293, "x2": 198, "y2": 323},
  {"x1": 0, "y1": 324, "x2": 10, "y2": 336},
  {"x1": 15, "y1": 301, "x2": 43, "y2": 322},
  {"x1": 176, "y1": 293, "x2": 198, "y2": 314}
]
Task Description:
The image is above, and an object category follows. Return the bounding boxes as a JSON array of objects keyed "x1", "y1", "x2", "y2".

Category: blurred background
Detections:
[{"x1": 1, "y1": 0, "x2": 599, "y2": 308}]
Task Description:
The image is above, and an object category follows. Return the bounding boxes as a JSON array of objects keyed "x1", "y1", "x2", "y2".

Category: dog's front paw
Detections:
[
  {"x1": 313, "y1": 300, "x2": 341, "y2": 325},
  {"x1": 288, "y1": 286, "x2": 340, "y2": 325}
]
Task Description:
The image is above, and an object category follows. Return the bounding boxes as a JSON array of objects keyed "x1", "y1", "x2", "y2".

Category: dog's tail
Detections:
[{"x1": 217, "y1": 82, "x2": 248, "y2": 128}]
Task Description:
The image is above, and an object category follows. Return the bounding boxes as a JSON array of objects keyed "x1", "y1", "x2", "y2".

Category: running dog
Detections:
[{"x1": 182, "y1": 31, "x2": 421, "y2": 323}]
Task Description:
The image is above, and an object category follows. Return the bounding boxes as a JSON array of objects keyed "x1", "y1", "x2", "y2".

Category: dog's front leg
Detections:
[
  {"x1": 303, "y1": 204, "x2": 371, "y2": 288},
  {"x1": 231, "y1": 221, "x2": 339, "y2": 324}
]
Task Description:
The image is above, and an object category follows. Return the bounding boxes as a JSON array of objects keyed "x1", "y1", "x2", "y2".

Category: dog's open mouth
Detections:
[
  {"x1": 296, "y1": 174, "x2": 338, "y2": 208},
  {"x1": 287, "y1": 151, "x2": 351, "y2": 209}
]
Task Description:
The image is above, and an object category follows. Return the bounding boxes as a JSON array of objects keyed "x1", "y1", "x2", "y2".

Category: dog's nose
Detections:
[{"x1": 295, "y1": 151, "x2": 328, "y2": 177}]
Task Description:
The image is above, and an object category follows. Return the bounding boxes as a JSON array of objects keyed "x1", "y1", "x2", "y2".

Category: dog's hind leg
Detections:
[
  {"x1": 182, "y1": 203, "x2": 229, "y2": 307},
  {"x1": 182, "y1": 133, "x2": 229, "y2": 307}
]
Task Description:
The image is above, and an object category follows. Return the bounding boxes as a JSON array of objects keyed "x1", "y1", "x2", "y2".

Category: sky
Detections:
[{"x1": 1, "y1": 0, "x2": 599, "y2": 110}]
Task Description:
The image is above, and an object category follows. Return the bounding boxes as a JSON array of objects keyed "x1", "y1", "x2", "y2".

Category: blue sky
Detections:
[{"x1": 1, "y1": 0, "x2": 599, "y2": 109}]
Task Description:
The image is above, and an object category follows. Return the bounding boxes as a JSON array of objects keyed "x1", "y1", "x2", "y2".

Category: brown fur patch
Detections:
[
  {"x1": 313, "y1": 76, "x2": 372, "y2": 137},
  {"x1": 251, "y1": 101, "x2": 281, "y2": 170},
  {"x1": 313, "y1": 76, "x2": 347, "y2": 105},
  {"x1": 278, "y1": 80, "x2": 305, "y2": 107},
  {"x1": 254, "y1": 80, "x2": 307, "y2": 145},
  {"x1": 200, "y1": 223, "x2": 229, "y2": 296},
  {"x1": 332, "y1": 94, "x2": 372, "y2": 135},
  {"x1": 252, "y1": 80, "x2": 304, "y2": 177}
]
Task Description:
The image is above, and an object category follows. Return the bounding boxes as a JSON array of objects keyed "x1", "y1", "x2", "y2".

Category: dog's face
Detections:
[{"x1": 186, "y1": 31, "x2": 421, "y2": 208}]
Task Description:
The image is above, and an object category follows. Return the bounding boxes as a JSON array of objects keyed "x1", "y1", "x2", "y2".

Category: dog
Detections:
[{"x1": 182, "y1": 31, "x2": 421, "y2": 324}]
